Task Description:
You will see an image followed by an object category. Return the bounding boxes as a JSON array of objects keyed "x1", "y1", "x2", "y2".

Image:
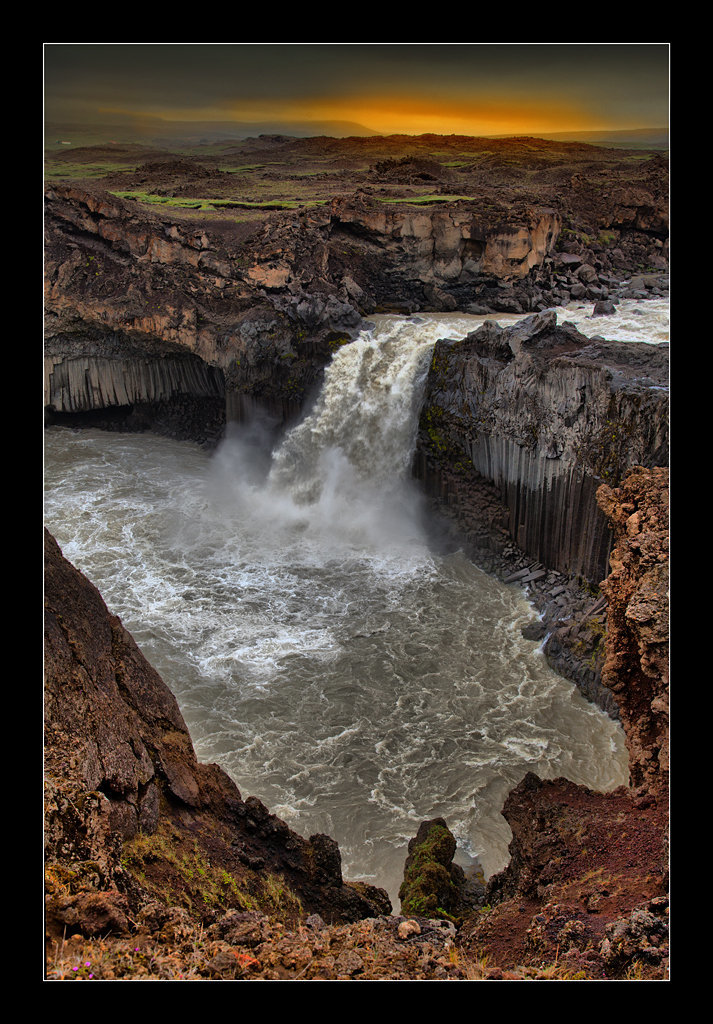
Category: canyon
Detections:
[{"x1": 44, "y1": 134, "x2": 669, "y2": 980}]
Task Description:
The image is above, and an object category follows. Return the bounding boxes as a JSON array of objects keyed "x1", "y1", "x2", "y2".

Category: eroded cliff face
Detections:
[
  {"x1": 44, "y1": 184, "x2": 569, "y2": 439},
  {"x1": 456, "y1": 465, "x2": 669, "y2": 980},
  {"x1": 44, "y1": 529, "x2": 391, "y2": 941},
  {"x1": 43, "y1": 185, "x2": 357, "y2": 437},
  {"x1": 415, "y1": 311, "x2": 668, "y2": 586},
  {"x1": 327, "y1": 192, "x2": 561, "y2": 309},
  {"x1": 596, "y1": 467, "x2": 669, "y2": 800}
]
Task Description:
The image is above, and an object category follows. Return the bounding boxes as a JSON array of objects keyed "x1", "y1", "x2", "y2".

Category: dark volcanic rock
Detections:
[
  {"x1": 399, "y1": 818, "x2": 486, "y2": 923},
  {"x1": 415, "y1": 311, "x2": 668, "y2": 585},
  {"x1": 44, "y1": 529, "x2": 391, "y2": 940}
]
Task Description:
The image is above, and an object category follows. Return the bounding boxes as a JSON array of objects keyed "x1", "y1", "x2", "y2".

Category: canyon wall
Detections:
[
  {"x1": 44, "y1": 184, "x2": 568, "y2": 435},
  {"x1": 456, "y1": 465, "x2": 669, "y2": 979},
  {"x1": 596, "y1": 467, "x2": 669, "y2": 799},
  {"x1": 415, "y1": 310, "x2": 668, "y2": 586}
]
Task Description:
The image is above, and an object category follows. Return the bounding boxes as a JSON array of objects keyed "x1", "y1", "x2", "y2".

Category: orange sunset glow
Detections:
[
  {"x1": 45, "y1": 43, "x2": 669, "y2": 139},
  {"x1": 226, "y1": 94, "x2": 611, "y2": 137}
]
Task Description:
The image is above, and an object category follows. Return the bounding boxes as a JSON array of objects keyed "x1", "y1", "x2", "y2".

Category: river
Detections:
[{"x1": 44, "y1": 300, "x2": 667, "y2": 905}]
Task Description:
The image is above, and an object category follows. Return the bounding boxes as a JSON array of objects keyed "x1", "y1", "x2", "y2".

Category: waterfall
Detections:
[{"x1": 44, "y1": 310, "x2": 631, "y2": 906}]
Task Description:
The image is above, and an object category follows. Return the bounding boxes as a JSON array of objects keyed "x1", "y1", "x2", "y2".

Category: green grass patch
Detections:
[
  {"x1": 110, "y1": 190, "x2": 208, "y2": 209},
  {"x1": 120, "y1": 823, "x2": 303, "y2": 922},
  {"x1": 377, "y1": 194, "x2": 475, "y2": 206},
  {"x1": 218, "y1": 164, "x2": 266, "y2": 172},
  {"x1": 109, "y1": 190, "x2": 327, "y2": 211}
]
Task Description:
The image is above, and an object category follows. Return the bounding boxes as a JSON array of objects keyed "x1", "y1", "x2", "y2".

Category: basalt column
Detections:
[{"x1": 415, "y1": 311, "x2": 669, "y2": 587}]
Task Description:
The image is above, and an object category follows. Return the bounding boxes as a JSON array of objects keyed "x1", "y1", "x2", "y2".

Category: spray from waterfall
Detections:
[
  {"x1": 205, "y1": 315, "x2": 475, "y2": 562},
  {"x1": 44, "y1": 308, "x2": 634, "y2": 903}
]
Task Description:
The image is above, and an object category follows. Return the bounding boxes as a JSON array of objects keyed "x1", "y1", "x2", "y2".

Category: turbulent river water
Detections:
[{"x1": 44, "y1": 299, "x2": 668, "y2": 906}]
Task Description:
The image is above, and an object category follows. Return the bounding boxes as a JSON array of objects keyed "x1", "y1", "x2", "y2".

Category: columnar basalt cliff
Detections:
[
  {"x1": 415, "y1": 311, "x2": 668, "y2": 586},
  {"x1": 44, "y1": 176, "x2": 630, "y2": 441},
  {"x1": 413, "y1": 312, "x2": 668, "y2": 711}
]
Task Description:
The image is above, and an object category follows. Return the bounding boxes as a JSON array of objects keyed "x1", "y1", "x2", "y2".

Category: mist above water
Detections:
[{"x1": 44, "y1": 309, "x2": 643, "y2": 905}]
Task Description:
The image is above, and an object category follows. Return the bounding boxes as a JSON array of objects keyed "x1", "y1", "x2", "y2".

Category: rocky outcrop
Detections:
[
  {"x1": 327, "y1": 192, "x2": 561, "y2": 311},
  {"x1": 43, "y1": 183, "x2": 583, "y2": 438},
  {"x1": 455, "y1": 465, "x2": 669, "y2": 979},
  {"x1": 458, "y1": 773, "x2": 668, "y2": 979},
  {"x1": 415, "y1": 311, "x2": 668, "y2": 586},
  {"x1": 596, "y1": 466, "x2": 669, "y2": 800},
  {"x1": 43, "y1": 184, "x2": 361, "y2": 435},
  {"x1": 398, "y1": 818, "x2": 486, "y2": 923},
  {"x1": 44, "y1": 529, "x2": 391, "y2": 942}
]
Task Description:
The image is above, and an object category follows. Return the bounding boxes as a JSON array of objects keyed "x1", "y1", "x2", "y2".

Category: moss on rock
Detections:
[{"x1": 399, "y1": 818, "x2": 459, "y2": 921}]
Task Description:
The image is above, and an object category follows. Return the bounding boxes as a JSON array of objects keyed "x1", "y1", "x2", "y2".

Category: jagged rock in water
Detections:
[{"x1": 399, "y1": 818, "x2": 486, "y2": 923}]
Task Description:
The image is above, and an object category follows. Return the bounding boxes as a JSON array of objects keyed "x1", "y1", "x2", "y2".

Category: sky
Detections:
[{"x1": 43, "y1": 42, "x2": 669, "y2": 137}]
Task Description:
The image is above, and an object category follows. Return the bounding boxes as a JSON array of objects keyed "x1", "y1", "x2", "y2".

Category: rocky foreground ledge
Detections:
[{"x1": 44, "y1": 463, "x2": 668, "y2": 980}]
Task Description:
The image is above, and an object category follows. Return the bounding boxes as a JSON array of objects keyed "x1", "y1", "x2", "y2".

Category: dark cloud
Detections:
[{"x1": 44, "y1": 42, "x2": 669, "y2": 128}]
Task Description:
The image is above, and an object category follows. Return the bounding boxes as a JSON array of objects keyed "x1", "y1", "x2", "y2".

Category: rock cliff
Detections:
[
  {"x1": 415, "y1": 310, "x2": 668, "y2": 585},
  {"x1": 456, "y1": 465, "x2": 668, "y2": 980},
  {"x1": 413, "y1": 311, "x2": 667, "y2": 711},
  {"x1": 44, "y1": 175, "x2": 664, "y2": 442},
  {"x1": 44, "y1": 528, "x2": 391, "y2": 943},
  {"x1": 596, "y1": 467, "x2": 669, "y2": 800}
]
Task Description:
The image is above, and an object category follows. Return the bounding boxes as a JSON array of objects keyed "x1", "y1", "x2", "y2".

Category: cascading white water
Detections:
[{"x1": 43, "y1": 303, "x2": 663, "y2": 906}]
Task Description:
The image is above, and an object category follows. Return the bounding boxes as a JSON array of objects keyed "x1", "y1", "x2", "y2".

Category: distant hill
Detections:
[
  {"x1": 45, "y1": 116, "x2": 381, "y2": 150},
  {"x1": 519, "y1": 127, "x2": 669, "y2": 151},
  {"x1": 45, "y1": 119, "x2": 669, "y2": 153}
]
